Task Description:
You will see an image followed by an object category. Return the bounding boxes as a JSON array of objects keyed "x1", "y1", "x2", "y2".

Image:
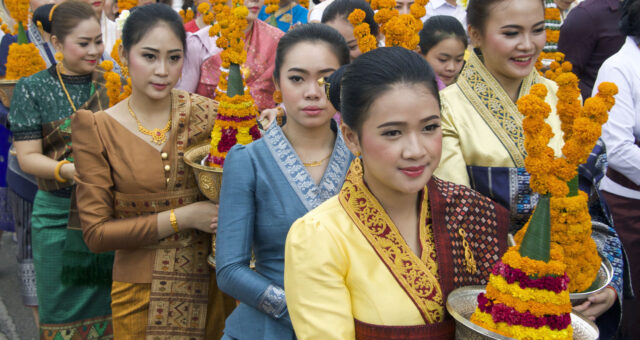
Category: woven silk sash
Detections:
[
  {"x1": 456, "y1": 50, "x2": 541, "y2": 168},
  {"x1": 338, "y1": 159, "x2": 445, "y2": 324}
]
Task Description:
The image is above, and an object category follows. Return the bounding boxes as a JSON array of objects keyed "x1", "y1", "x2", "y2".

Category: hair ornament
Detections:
[{"x1": 48, "y1": 3, "x2": 59, "y2": 22}]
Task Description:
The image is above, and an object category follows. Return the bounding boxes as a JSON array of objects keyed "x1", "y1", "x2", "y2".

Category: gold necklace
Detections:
[
  {"x1": 127, "y1": 99, "x2": 172, "y2": 145},
  {"x1": 302, "y1": 152, "x2": 332, "y2": 167},
  {"x1": 56, "y1": 63, "x2": 77, "y2": 112}
]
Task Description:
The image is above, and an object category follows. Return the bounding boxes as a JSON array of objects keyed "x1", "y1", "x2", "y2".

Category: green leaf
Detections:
[
  {"x1": 519, "y1": 195, "x2": 550, "y2": 262},
  {"x1": 17, "y1": 22, "x2": 27, "y2": 45},
  {"x1": 227, "y1": 63, "x2": 245, "y2": 97}
]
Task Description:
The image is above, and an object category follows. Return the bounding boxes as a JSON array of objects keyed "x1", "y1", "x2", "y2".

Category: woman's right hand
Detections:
[
  {"x1": 60, "y1": 162, "x2": 77, "y2": 180},
  {"x1": 180, "y1": 201, "x2": 219, "y2": 234}
]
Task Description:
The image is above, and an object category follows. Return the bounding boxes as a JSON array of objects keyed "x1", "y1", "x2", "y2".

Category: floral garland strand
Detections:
[
  {"x1": 299, "y1": 0, "x2": 309, "y2": 9},
  {"x1": 536, "y1": 0, "x2": 563, "y2": 73},
  {"x1": 179, "y1": 8, "x2": 195, "y2": 23},
  {"x1": 368, "y1": 0, "x2": 421, "y2": 51},
  {"x1": 118, "y1": 0, "x2": 137, "y2": 13},
  {"x1": 100, "y1": 60, "x2": 122, "y2": 107},
  {"x1": 348, "y1": 9, "x2": 377, "y2": 54}
]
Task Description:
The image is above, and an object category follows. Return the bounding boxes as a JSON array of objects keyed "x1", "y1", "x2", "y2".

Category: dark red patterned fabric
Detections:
[{"x1": 429, "y1": 177, "x2": 510, "y2": 299}]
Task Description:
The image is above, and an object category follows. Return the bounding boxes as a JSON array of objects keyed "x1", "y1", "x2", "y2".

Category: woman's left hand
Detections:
[{"x1": 573, "y1": 287, "x2": 617, "y2": 321}]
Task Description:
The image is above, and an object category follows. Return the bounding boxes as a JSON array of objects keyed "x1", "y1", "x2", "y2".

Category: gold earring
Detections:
[
  {"x1": 122, "y1": 65, "x2": 129, "y2": 78},
  {"x1": 354, "y1": 151, "x2": 361, "y2": 157},
  {"x1": 272, "y1": 90, "x2": 282, "y2": 104}
]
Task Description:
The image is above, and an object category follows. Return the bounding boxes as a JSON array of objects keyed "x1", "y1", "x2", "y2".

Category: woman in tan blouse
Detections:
[{"x1": 72, "y1": 4, "x2": 234, "y2": 339}]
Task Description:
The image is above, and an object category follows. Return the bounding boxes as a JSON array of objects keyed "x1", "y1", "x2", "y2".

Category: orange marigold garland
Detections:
[
  {"x1": 4, "y1": 0, "x2": 46, "y2": 79},
  {"x1": 516, "y1": 77, "x2": 618, "y2": 292},
  {"x1": 368, "y1": 0, "x2": 421, "y2": 51},
  {"x1": 536, "y1": 0, "x2": 563, "y2": 73},
  {"x1": 100, "y1": 60, "x2": 123, "y2": 107},
  {"x1": 299, "y1": 0, "x2": 309, "y2": 9},
  {"x1": 179, "y1": 8, "x2": 195, "y2": 23},
  {"x1": 202, "y1": 0, "x2": 261, "y2": 168},
  {"x1": 118, "y1": 0, "x2": 137, "y2": 13},
  {"x1": 348, "y1": 9, "x2": 377, "y2": 54}
]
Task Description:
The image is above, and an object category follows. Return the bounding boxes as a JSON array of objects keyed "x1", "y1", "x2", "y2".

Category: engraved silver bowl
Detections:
[
  {"x1": 570, "y1": 254, "x2": 613, "y2": 305},
  {"x1": 446, "y1": 286, "x2": 599, "y2": 340}
]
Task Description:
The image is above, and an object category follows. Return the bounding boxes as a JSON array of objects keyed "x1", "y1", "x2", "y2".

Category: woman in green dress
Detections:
[{"x1": 9, "y1": 1, "x2": 113, "y2": 337}]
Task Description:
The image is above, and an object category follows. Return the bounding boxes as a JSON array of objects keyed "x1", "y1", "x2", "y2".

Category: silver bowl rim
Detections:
[
  {"x1": 183, "y1": 140, "x2": 224, "y2": 173},
  {"x1": 569, "y1": 252, "x2": 613, "y2": 301},
  {"x1": 446, "y1": 285, "x2": 599, "y2": 340}
]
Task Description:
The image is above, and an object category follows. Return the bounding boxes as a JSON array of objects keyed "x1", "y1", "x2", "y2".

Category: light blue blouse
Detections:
[{"x1": 216, "y1": 123, "x2": 353, "y2": 340}]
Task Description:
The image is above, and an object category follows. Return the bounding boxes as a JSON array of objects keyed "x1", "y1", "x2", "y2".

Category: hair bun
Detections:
[
  {"x1": 33, "y1": 4, "x2": 54, "y2": 33},
  {"x1": 325, "y1": 65, "x2": 347, "y2": 112}
]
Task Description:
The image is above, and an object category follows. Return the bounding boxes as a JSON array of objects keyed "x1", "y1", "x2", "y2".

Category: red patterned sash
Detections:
[{"x1": 354, "y1": 318, "x2": 455, "y2": 340}]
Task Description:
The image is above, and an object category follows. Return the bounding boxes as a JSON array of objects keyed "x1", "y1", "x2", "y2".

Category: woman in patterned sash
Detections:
[
  {"x1": 433, "y1": 0, "x2": 623, "y2": 336},
  {"x1": 284, "y1": 47, "x2": 510, "y2": 340},
  {"x1": 215, "y1": 24, "x2": 352, "y2": 340},
  {"x1": 9, "y1": 2, "x2": 113, "y2": 338},
  {"x1": 72, "y1": 4, "x2": 235, "y2": 339}
]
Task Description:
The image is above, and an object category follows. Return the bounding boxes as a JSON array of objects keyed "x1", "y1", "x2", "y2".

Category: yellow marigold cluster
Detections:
[
  {"x1": 370, "y1": 0, "x2": 421, "y2": 50},
  {"x1": 545, "y1": 29, "x2": 560, "y2": 44},
  {"x1": 410, "y1": 0, "x2": 428, "y2": 19},
  {"x1": 471, "y1": 312, "x2": 572, "y2": 340},
  {"x1": 545, "y1": 7, "x2": 561, "y2": 21},
  {"x1": 0, "y1": 17, "x2": 12, "y2": 35},
  {"x1": 265, "y1": 0, "x2": 278, "y2": 14},
  {"x1": 5, "y1": 43, "x2": 46, "y2": 80},
  {"x1": 348, "y1": 9, "x2": 377, "y2": 54},
  {"x1": 5, "y1": 0, "x2": 29, "y2": 25},
  {"x1": 118, "y1": 0, "x2": 137, "y2": 12},
  {"x1": 518, "y1": 84, "x2": 569, "y2": 197},
  {"x1": 515, "y1": 193, "x2": 601, "y2": 292},
  {"x1": 107, "y1": 40, "x2": 131, "y2": 102},
  {"x1": 179, "y1": 8, "x2": 195, "y2": 23},
  {"x1": 100, "y1": 60, "x2": 123, "y2": 107},
  {"x1": 544, "y1": 59, "x2": 572, "y2": 81}
]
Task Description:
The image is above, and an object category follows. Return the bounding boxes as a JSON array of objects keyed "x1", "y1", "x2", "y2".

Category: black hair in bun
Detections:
[
  {"x1": 324, "y1": 65, "x2": 348, "y2": 112},
  {"x1": 32, "y1": 4, "x2": 54, "y2": 34}
]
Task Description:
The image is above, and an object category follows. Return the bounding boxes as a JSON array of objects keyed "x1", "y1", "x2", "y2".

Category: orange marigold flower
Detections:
[{"x1": 348, "y1": 9, "x2": 366, "y2": 25}]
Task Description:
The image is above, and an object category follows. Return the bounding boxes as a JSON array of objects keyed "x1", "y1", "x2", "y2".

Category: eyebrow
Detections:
[
  {"x1": 77, "y1": 34, "x2": 103, "y2": 40},
  {"x1": 287, "y1": 67, "x2": 337, "y2": 74},
  {"x1": 500, "y1": 20, "x2": 545, "y2": 30},
  {"x1": 376, "y1": 115, "x2": 440, "y2": 129},
  {"x1": 141, "y1": 47, "x2": 183, "y2": 53}
]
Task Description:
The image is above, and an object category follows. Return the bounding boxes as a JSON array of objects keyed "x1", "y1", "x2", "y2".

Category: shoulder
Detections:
[
  {"x1": 431, "y1": 177, "x2": 499, "y2": 209},
  {"x1": 288, "y1": 196, "x2": 347, "y2": 241},
  {"x1": 255, "y1": 19, "x2": 285, "y2": 40}
]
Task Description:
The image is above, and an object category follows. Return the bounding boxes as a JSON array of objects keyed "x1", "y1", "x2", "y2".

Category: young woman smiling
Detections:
[
  {"x1": 72, "y1": 4, "x2": 233, "y2": 339},
  {"x1": 215, "y1": 24, "x2": 352, "y2": 340},
  {"x1": 284, "y1": 47, "x2": 510, "y2": 339},
  {"x1": 9, "y1": 1, "x2": 113, "y2": 337},
  {"x1": 433, "y1": 0, "x2": 624, "y2": 334}
]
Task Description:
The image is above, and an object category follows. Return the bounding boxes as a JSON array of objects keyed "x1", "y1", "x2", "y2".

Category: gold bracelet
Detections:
[
  {"x1": 54, "y1": 160, "x2": 71, "y2": 183},
  {"x1": 170, "y1": 209, "x2": 179, "y2": 233}
]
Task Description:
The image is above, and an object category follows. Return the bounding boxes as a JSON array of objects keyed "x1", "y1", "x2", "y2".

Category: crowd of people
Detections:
[{"x1": 0, "y1": 0, "x2": 637, "y2": 338}]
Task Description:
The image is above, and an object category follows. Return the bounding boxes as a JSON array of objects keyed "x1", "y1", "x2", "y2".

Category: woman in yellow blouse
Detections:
[{"x1": 284, "y1": 47, "x2": 510, "y2": 339}]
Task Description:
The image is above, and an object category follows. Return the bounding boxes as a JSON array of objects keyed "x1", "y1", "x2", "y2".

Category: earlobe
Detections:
[
  {"x1": 340, "y1": 123, "x2": 361, "y2": 156},
  {"x1": 468, "y1": 26, "x2": 481, "y2": 48}
]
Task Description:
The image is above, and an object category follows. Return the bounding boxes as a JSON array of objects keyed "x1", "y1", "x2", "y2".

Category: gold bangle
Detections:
[
  {"x1": 54, "y1": 160, "x2": 70, "y2": 183},
  {"x1": 170, "y1": 209, "x2": 179, "y2": 233}
]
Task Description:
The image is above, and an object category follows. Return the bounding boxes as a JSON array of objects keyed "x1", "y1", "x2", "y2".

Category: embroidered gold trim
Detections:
[
  {"x1": 338, "y1": 159, "x2": 444, "y2": 324},
  {"x1": 457, "y1": 51, "x2": 542, "y2": 168}
]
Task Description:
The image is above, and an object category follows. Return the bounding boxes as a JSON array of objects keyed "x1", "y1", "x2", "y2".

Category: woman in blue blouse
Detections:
[
  {"x1": 215, "y1": 24, "x2": 352, "y2": 340},
  {"x1": 258, "y1": 0, "x2": 308, "y2": 32}
]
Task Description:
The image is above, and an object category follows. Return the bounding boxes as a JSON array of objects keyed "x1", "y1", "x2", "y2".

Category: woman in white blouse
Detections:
[{"x1": 592, "y1": 0, "x2": 640, "y2": 338}]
